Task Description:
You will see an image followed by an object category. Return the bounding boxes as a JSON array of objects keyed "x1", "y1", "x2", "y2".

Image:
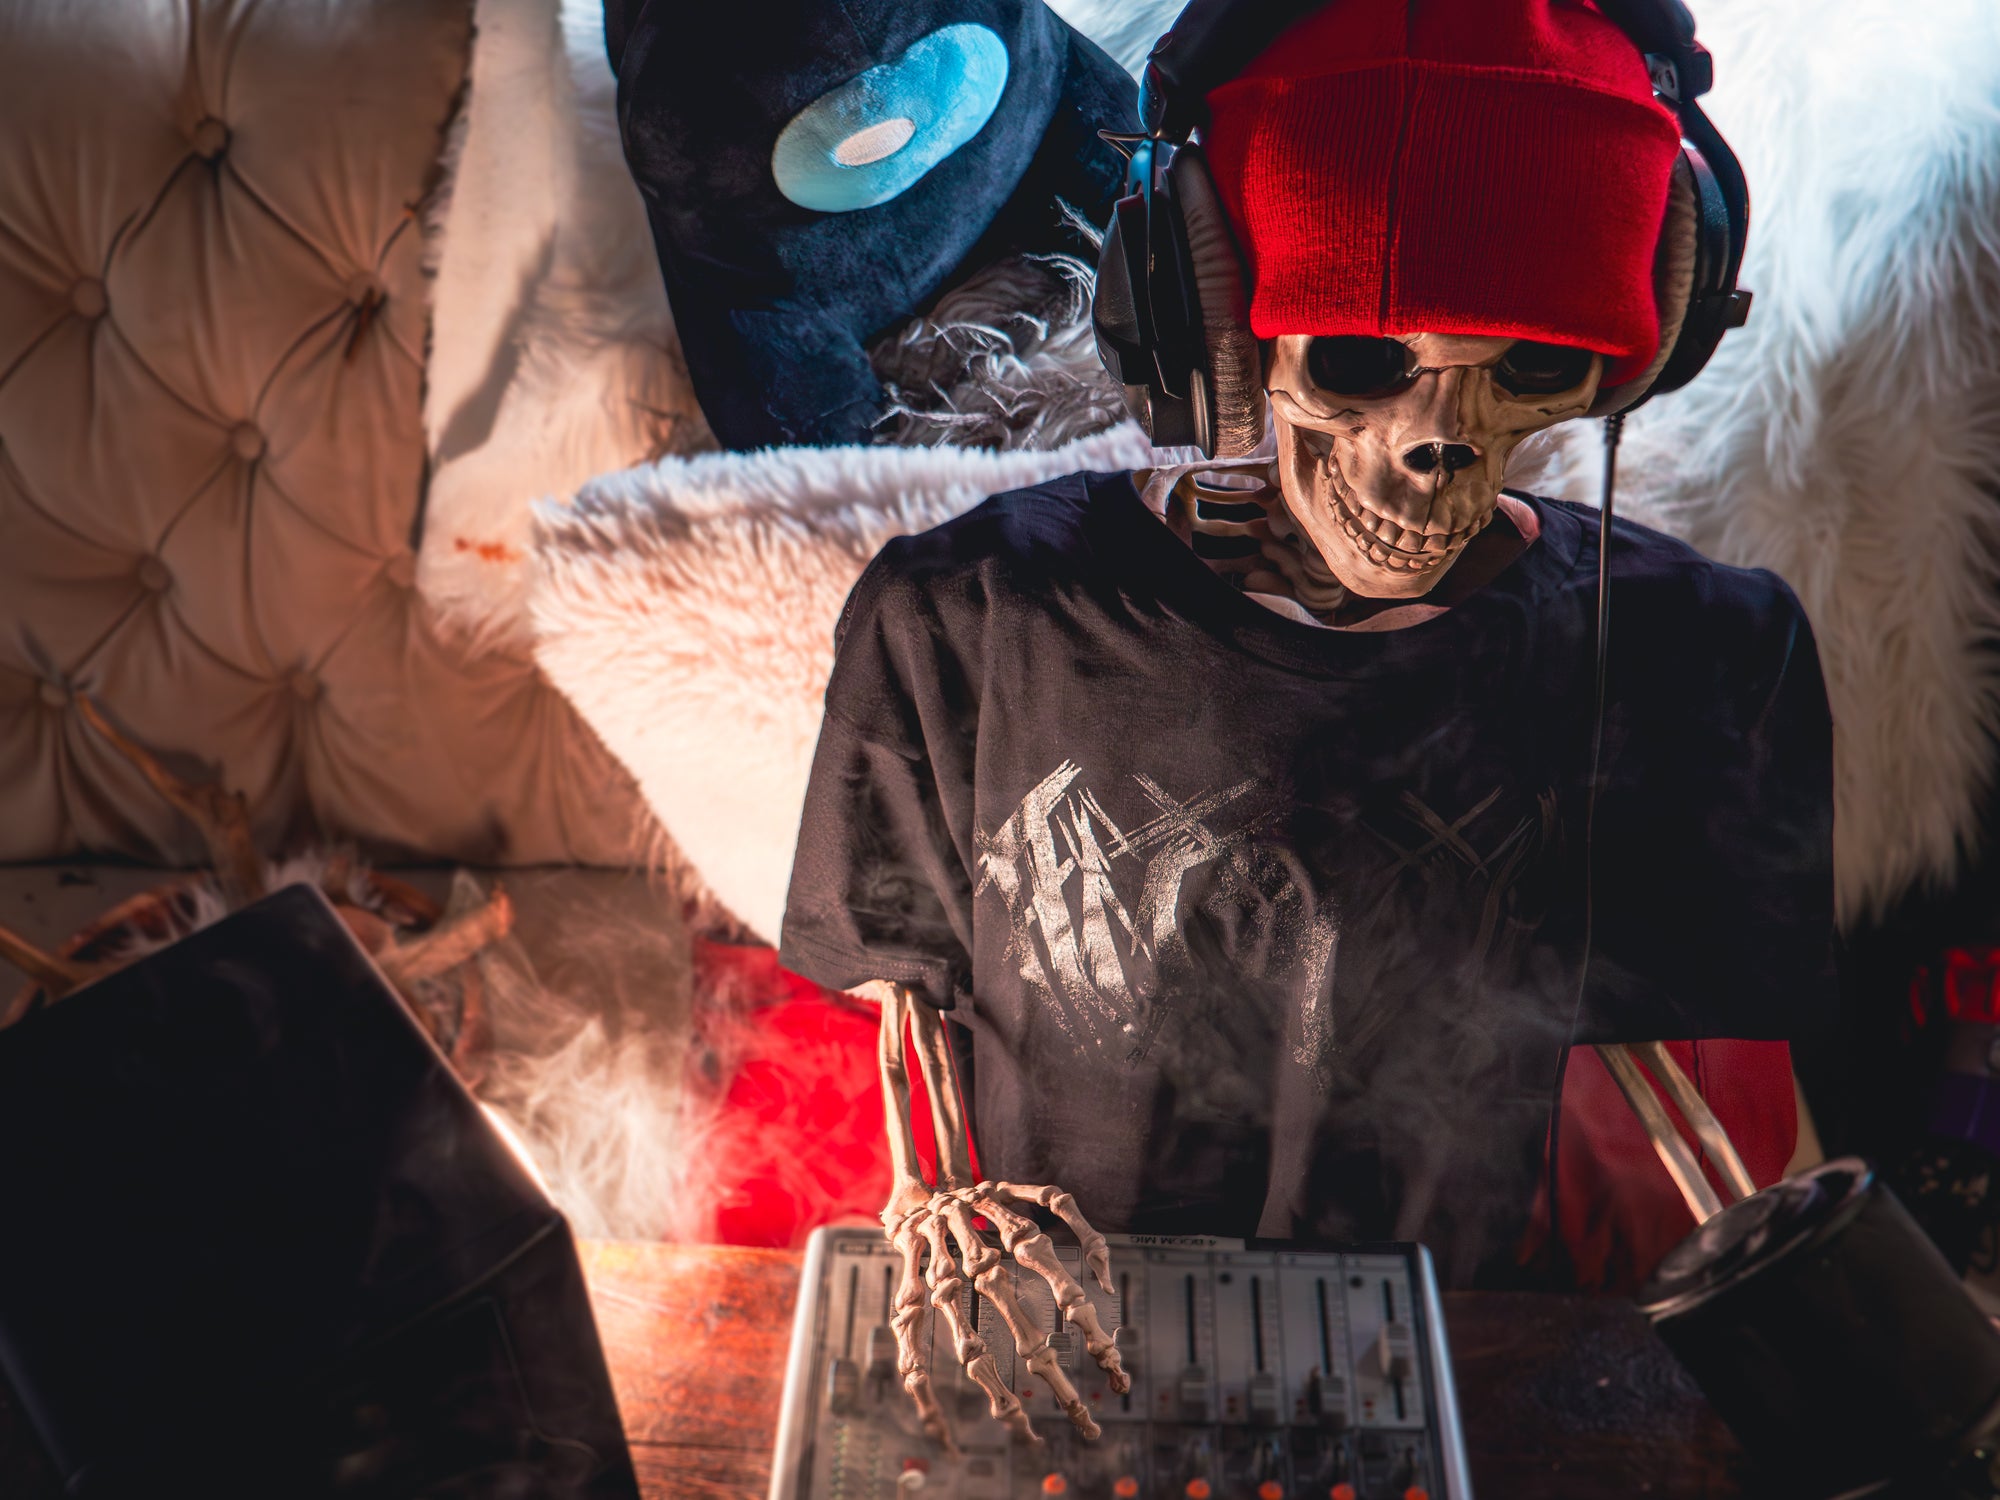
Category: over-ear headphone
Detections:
[{"x1": 1092, "y1": 0, "x2": 1754, "y2": 458}]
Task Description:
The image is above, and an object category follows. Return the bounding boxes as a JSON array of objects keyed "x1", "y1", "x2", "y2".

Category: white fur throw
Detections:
[
  {"x1": 1510, "y1": 0, "x2": 2000, "y2": 922},
  {"x1": 420, "y1": 0, "x2": 712, "y2": 651},
  {"x1": 530, "y1": 427, "x2": 1159, "y2": 939}
]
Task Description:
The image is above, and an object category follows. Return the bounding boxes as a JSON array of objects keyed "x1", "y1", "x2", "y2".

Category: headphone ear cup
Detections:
[
  {"x1": 1592, "y1": 155, "x2": 1700, "y2": 416},
  {"x1": 1166, "y1": 144, "x2": 1263, "y2": 458},
  {"x1": 1093, "y1": 193, "x2": 1171, "y2": 439}
]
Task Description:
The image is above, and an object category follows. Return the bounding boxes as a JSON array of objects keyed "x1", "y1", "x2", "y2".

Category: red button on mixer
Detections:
[
  {"x1": 1113, "y1": 1479, "x2": 1139, "y2": 1499},
  {"x1": 1331, "y1": 1486, "x2": 1357, "y2": 1500},
  {"x1": 1185, "y1": 1482, "x2": 1212, "y2": 1500},
  {"x1": 1041, "y1": 1477, "x2": 1068, "y2": 1496}
]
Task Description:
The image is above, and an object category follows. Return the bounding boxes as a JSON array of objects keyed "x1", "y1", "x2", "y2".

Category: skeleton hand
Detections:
[{"x1": 868, "y1": 981, "x2": 1129, "y2": 1452}]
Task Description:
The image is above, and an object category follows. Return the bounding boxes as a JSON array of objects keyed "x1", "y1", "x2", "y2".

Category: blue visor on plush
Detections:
[
  {"x1": 609, "y1": 0, "x2": 1136, "y2": 449},
  {"x1": 772, "y1": 23, "x2": 1010, "y2": 214}
]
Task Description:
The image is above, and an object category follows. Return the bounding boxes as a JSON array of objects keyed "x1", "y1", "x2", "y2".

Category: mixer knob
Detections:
[
  {"x1": 1305, "y1": 1368, "x2": 1348, "y2": 1430},
  {"x1": 867, "y1": 1324, "x2": 898, "y2": 1383},
  {"x1": 1040, "y1": 1475, "x2": 1069, "y2": 1495},
  {"x1": 1178, "y1": 1365, "x2": 1211, "y2": 1421},
  {"x1": 826, "y1": 1355, "x2": 860, "y2": 1414},
  {"x1": 1376, "y1": 1323, "x2": 1414, "y2": 1382},
  {"x1": 1113, "y1": 1478, "x2": 1139, "y2": 1499}
]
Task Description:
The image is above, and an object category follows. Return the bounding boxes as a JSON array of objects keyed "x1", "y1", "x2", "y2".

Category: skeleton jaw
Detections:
[{"x1": 1279, "y1": 422, "x2": 1495, "y2": 598}]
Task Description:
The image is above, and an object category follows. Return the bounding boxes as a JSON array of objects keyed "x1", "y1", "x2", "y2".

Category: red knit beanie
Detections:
[{"x1": 1202, "y1": 0, "x2": 1682, "y2": 385}]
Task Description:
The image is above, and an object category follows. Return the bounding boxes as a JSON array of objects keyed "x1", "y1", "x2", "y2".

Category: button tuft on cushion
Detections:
[
  {"x1": 286, "y1": 668, "x2": 321, "y2": 702},
  {"x1": 230, "y1": 423, "x2": 266, "y2": 462},
  {"x1": 345, "y1": 270, "x2": 385, "y2": 306},
  {"x1": 135, "y1": 557, "x2": 171, "y2": 593},
  {"x1": 70, "y1": 278, "x2": 106, "y2": 319},
  {"x1": 38, "y1": 681, "x2": 69, "y2": 710},
  {"x1": 383, "y1": 551, "x2": 417, "y2": 588},
  {"x1": 190, "y1": 116, "x2": 230, "y2": 160}
]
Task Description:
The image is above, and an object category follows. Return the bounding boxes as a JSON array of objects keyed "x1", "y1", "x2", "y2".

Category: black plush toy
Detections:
[{"x1": 606, "y1": 0, "x2": 1137, "y2": 449}]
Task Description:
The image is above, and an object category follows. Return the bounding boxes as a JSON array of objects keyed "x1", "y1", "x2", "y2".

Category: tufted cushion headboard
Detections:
[{"x1": 0, "y1": 0, "x2": 649, "y2": 867}]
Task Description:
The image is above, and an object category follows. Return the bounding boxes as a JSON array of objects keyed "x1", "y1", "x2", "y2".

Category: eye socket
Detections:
[
  {"x1": 1304, "y1": 336, "x2": 1420, "y2": 399},
  {"x1": 1493, "y1": 339, "x2": 1597, "y2": 396}
]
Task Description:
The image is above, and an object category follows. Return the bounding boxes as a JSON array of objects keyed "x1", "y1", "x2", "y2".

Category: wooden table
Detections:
[
  {"x1": 582, "y1": 1242, "x2": 1750, "y2": 1500},
  {"x1": 0, "y1": 1241, "x2": 1749, "y2": 1498}
]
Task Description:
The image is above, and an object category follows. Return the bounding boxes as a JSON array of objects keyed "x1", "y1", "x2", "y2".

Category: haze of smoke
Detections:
[{"x1": 467, "y1": 870, "x2": 703, "y2": 1242}]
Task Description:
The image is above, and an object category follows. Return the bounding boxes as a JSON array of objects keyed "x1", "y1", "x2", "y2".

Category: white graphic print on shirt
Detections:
[{"x1": 974, "y1": 760, "x2": 1341, "y2": 1085}]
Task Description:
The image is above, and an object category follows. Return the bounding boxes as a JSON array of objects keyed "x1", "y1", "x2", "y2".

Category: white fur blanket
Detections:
[
  {"x1": 1510, "y1": 0, "x2": 2000, "y2": 921},
  {"x1": 420, "y1": 0, "x2": 713, "y2": 652},
  {"x1": 531, "y1": 427, "x2": 1158, "y2": 939}
]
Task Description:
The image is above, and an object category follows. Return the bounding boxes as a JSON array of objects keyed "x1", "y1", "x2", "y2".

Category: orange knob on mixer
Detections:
[
  {"x1": 1184, "y1": 1481, "x2": 1212, "y2": 1500},
  {"x1": 1330, "y1": 1486, "x2": 1357, "y2": 1500},
  {"x1": 1257, "y1": 1484, "x2": 1284, "y2": 1500},
  {"x1": 1113, "y1": 1480, "x2": 1139, "y2": 1499},
  {"x1": 1041, "y1": 1477, "x2": 1068, "y2": 1496}
]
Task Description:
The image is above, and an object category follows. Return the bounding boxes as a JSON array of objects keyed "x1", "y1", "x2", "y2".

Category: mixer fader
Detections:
[{"x1": 771, "y1": 1227, "x2": 1471, "y2": 1500}]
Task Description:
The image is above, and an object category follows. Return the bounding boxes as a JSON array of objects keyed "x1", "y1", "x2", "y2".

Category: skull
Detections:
[{"x1": 1265, "y1": 332, "x2": 1602, "y2": 599}]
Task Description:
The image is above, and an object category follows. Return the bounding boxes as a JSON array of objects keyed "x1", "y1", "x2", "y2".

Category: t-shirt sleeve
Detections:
[
  {"x1": 1580, "y1": 571, "x2": 1837, "y2": 1043},
  {"x1": 779, "y1": 552, "x2": 974, "y2": 1010}
]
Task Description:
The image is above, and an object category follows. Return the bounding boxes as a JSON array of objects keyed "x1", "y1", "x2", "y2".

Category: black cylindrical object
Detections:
[{"x1": 1639, "y1": 1157, "x2": 2000, "y2": 1498}]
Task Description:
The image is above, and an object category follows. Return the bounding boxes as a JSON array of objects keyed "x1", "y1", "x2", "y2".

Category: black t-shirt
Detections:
[{"x1": 780, "y1": 470, "x2": 1835, "y2": 1285}]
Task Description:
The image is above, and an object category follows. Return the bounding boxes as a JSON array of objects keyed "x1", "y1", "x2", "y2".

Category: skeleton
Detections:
[{"x1": 862, "y1": 329, "x2": 1613, "y2": 1445}]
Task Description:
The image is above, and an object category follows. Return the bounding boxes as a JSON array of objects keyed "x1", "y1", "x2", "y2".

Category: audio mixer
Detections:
[{"x1": 770, "y1": 1227, "x2": 1472, "y2": 1500}]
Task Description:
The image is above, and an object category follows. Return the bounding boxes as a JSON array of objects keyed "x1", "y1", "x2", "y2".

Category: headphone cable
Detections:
[{"x1": 1544, "y1": 409, "x2": 1625, "y2": 1281}]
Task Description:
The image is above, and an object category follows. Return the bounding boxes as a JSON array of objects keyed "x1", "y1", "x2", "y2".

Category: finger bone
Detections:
[
  {"x1": 973, "y1": 1202, "x2": 1131, "y2": 1398},
  {"x1": 974, "y1": 1260, "x2": 1100, "y2": 1440},
  {"x1": 891, "y1": 1215, "x2": 959, "y2": 1457},
  {"x1": 948, "y1": 1200, "x2": 1104, "y2": 1448},
  {"x1": 934, "y1": 1200, "x2": 1043, "y2": 1443},
  {"x1": 984, "y1": 1182, "x2": 1115, "y2": 1293},
  {"x1": 921, "y1": 1214, "x2": 1037, "y2": 1444}
]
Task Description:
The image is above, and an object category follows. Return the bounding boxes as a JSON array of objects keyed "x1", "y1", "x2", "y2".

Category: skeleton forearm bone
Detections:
[
  {"x1": 868, "y1": 981, "x2": 1128, "y2": 1449},
  {"x1": 1595, "y1": 1042, "x2": 1729, "y2": 1223},
  {"x1": 870, "y1": 979, "x2": 926, "y2": 1194},
  {"x1": 909, "y1": 989, "x2": 974, "y2": 1190},
  {"x1": 870, "y1": 981, "x2": 959, "y2": 1452},
  {"x1": 1628, "y1": 1039, "x2": 1757, "y2": 1202}
]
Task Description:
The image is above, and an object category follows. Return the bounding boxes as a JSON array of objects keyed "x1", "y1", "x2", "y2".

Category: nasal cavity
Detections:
[{"x1": 1402, "y1": 442, "x2": 1479, "y2": 478}]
